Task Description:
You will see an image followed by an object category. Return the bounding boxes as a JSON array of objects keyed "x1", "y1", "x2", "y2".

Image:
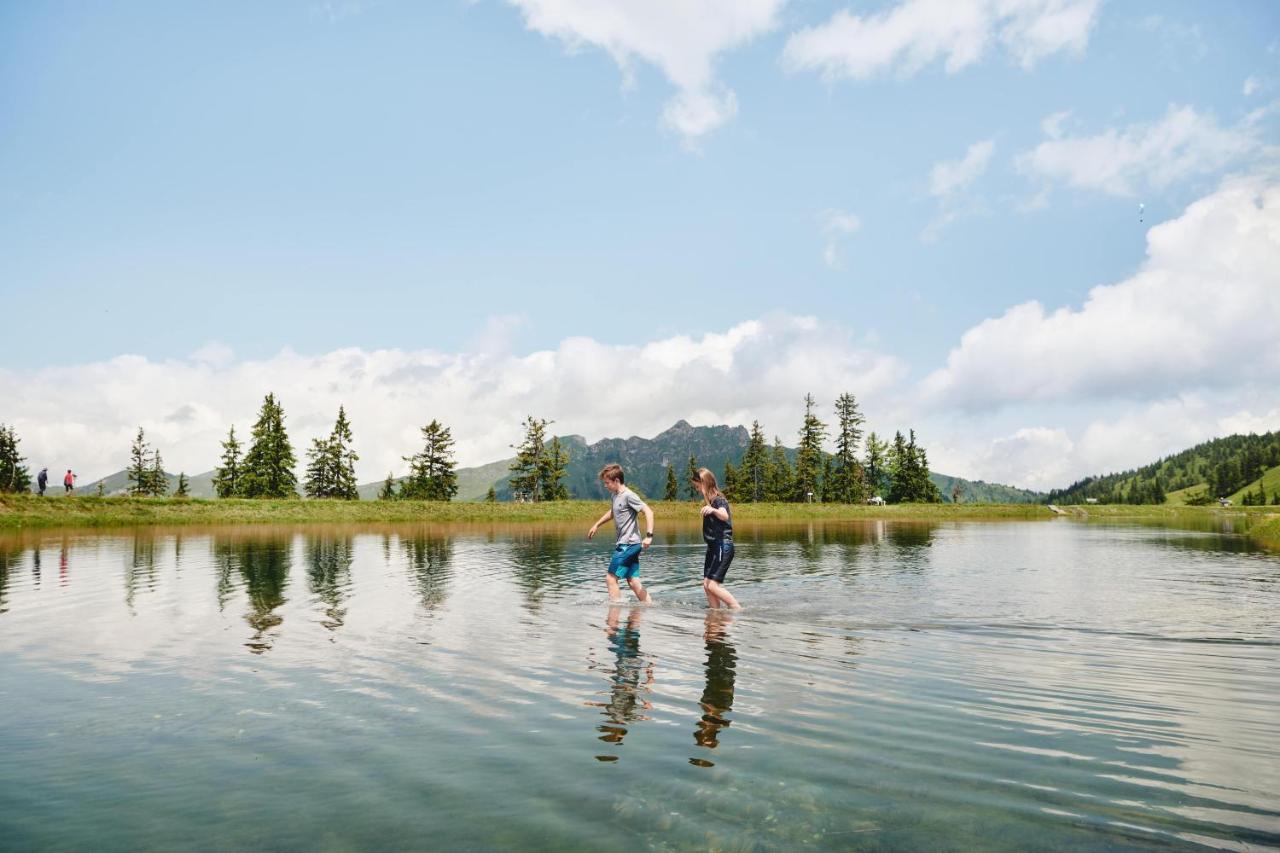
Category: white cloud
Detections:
[
  {"x1": 1018, "y1": 104, "x2": 1260, "y2": 197},
  {"x1": 1, "y1": 315, "x2": 907, "y2": 484},
  {"x1": 507, "y1": 0, "x2": 783, "y2": 143},
  {"x1": 921, "y1": 171, "x2": 1280, "y2": 411},
  {"x1": 930, "y1": 138, "x2": 995, "y2": 197},
  {"x1": 782, "y1": 0, "x2": 1099, "y2": 82},
  {"x1": 820, "y1": 208, "x2": 861, "y2": 269},
  {"x1": 1243, "y1": 76, "x2": 1260, "y2": 97},
  {"x1": 1040, "y1": 109, "x2": 1070, "y2": 139}
]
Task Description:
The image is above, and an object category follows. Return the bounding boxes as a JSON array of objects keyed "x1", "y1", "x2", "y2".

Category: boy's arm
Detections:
[
  {"x1": 641, "y1": 503, "x2": 655, "y2": 544},
  {"x1": 587, "y1": 507, "x2": 613, "y2": 538}
]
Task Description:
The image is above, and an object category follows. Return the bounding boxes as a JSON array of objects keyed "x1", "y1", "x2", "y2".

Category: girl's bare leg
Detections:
[
  {"x1": 707, "y1": 580, "x2": 741, "y2": 610},
  {"x1": 702, "y1": 578, "x2": 718, "y2": 608}
]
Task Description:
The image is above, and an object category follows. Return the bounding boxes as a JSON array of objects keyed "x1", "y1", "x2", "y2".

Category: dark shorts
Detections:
[
  {"x1": 703, "y1": 540, "x2": 734, "y2": 583},
  {"x1": 608, "y1": 543, "x2": 643, "y2": 580}
]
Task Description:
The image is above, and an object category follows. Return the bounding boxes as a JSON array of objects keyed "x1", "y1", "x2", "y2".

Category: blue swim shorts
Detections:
[{"x1": 608, "y1": 543, "x2": 643, "y2": 579}]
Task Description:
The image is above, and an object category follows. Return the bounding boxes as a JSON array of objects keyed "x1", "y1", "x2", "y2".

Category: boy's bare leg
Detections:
[
  {"x1": 707, "y1": 580, "x2": 741, "y2": 610},
  {"x1": 702, "y1": 578, "x2": 718, "y2": 608},
  {"x1": 626, "y1": 576, "x2": 651, "y2": 604},
  {"x1": 606, "y1": 573, "x2": 623, "y2": 602}
]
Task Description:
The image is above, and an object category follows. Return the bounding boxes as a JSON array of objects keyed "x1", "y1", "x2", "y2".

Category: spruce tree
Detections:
[
  {"x1": 685, "y1": 454, "x2": 700, "y2": 500},
  {"x1": 820, "y1": 455, "x2": 834, "y2": 502},
  {"x1": 96, "y1": 481, "x2": 105, "y2": 497},
  {"x1": 508, "y1": 416, "x2": 549, "y2": 501},
  {"x1": 213, "y1": 425, "x2": 243, "y2": 498},
  {"x1": 738, "y1": 421, "x2": 768, "y2": 502},
  {"x1": 175, "y1": 472, "x2": 190, "y2": 498},
  {"x1": 304, "y1": 436, "x2": 335, "y2": 499},
  {"x1": 794, "y1": 393, "x2": 828, "y2": 502},
  {"x1": 540, "y1": 436, "x2": 570, "y2": 501},
  {"x1": 864, "y1": 432, "x2": 887, "y2": 501},
  {"x1": 766, "y1": 438, "x2": 793, "y2": 502},
  {"x1": 378, "y1": 473, "x2": 396, "y2": 501},
  {"x1": 830, "y1": 393, "x2": 867, "y2": 503},
  {"x1": 149, "y1": 449, "x2": 169, "y2": 497},
  {"x1": 664, "y1": 464, "x2": 679, "y2": 501},
  {"x1": 401, "y1": 420, "x2": 458, "y2": 501},
  {"x1": 887, "y1": 431, "x2": 909, "y2": 503},
  {"x1": 0, "y1": 424, "x2": 31, "y2": 494},
  {"x1": 128, "y1": 428, "x2": 151, "y2": 497},
  {"x1": 239, "y1": 393, "x2": 298, "y2": 498},
  {"x1": 485, "y1": 486, "x2": 497, "y2": 503},
  {"x1": 723, "y1": 460, "x2": 739, "y2": 502},
  {"x1": 329, "y1": 406, "x2": 359, "y2": 500}
]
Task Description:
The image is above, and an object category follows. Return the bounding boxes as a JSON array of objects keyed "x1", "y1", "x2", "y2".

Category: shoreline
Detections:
[{"x1": 2, "y1": 495, "x2": 1277, "y2": 550}]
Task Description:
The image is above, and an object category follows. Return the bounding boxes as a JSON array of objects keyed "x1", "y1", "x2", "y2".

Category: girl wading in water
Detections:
[{"x1": 692, "y1": 468, "x2": 741, "y2": 610}]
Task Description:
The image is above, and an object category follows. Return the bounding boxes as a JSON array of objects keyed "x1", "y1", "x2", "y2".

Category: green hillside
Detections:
[
  {"x1": 929, "y1": 473, "x2": 1044, "y2": 504},
  {"x1": 1049, "y1": 430, "x2": 1280, "y2": 505},
  {"x1": 1228, "y1": 463, "x2": 1280, "y2": 505}
]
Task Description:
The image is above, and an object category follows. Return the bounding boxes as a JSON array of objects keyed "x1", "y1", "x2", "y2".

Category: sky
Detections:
[{"x1": 1, "y1": 0, "x2": 1278, "y2": 490}]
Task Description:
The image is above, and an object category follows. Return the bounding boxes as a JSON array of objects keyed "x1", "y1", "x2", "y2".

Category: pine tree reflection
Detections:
[
  {"x1": 508, "y1": 529, "x2": 566, "y2": 614},
  {"x1": 589, "y1": 606, "x2": 654, "y2": 761},
  {"x1": 215, "y1": 533, "x2": 292, "y2": 654},
  {"x1": 690, "y1": 611, "x2": 737, "y2": 767},
  {"x1": 305, "y1": 535, "x2": 353, "y2": 631},
  {"x1": 403, "y1": 532, "x2": 453, "y2": 612}
]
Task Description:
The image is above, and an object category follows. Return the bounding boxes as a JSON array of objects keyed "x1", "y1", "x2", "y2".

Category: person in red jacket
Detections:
[{"x1": 64, "y1": 469, "x2": 76, "y2": 494}]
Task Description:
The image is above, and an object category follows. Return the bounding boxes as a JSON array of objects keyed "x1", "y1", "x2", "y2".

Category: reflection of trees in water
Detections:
[
  {"x1": 0, "y1": 540, "x2": 19, "y2": 613},
  {"x1": 886, "y1": 523, "x2": 934, "y2": 549},
  {"x1": 124, "y1": 532, "x2": 161, "y2": 612},
  {"x1": 305, "y1": 535, "x2": 353, "y2": 631},
  {"x1": 691, "y1": 612, "x2": 737, "y2": 766},
  {"x1": 215, "y1": 534, "x2": 292, "y2": 654},
  {"x1": 588, "y1": 607, "x2": 654, "y2": 760},
  {"x1": 403, "y1": 533, "x2": 453, "y2": 612},
  {"x1": 508, "y1": 530, "x2": 566, "y2": 613}
]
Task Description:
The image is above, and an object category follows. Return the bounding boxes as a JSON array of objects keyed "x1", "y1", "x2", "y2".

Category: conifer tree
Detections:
[
  {"x1": 401, "y1": 419, "x2": 458, "y2": 501},
  {"x1": 304, "y1": 406, "x2": 360, "y2": 500},
  {"x1": 213, "y1": 425, "x2": 243, "y2": 498},
  {"x1": 864, "y1": 432, "x2": 888, "y2": 500},
  {"x1": 794, "y1": 394, "x2": 828, "y2": 502},
  {"x1": 766, "y1": 438, "x2": 793, "y2": 502},
  {"x1": 485, "y1": 486, "x2": 497, "y2": 503},
  {"x1": 820, "y1": 455, "x2": 834, "y2": 502},
  {"x1": 738, "y1": 421, "x2": 768, "y2": 502},
  {"x1": 128, "y1": 427, "x2": 151, "y2": 497},
  {"x1": 175, "y1": 472, "x2": 190, "y2": 498},
  {"x1": 664, "y1": 464, "x2": 679, "y2": 501},
  {"x1": 96, "y1": 481, "x2": 105, "y2": 497},
  {"x1": 723, "y1": 460, "x2": 739, "y2": 502},
  {"x1": 377, "y1": 473, "x2": 396, "y2": 501},
  {"x1": 0, "y1": 424, "x2": 31, "y2": 494},
  {"x1": 887, "y1": 431, "x2": 910, "y2": 503},
  {"x1": 830, "y1": 393, "x2": 867, "y2": 503},
  {"x1": 304, "y1": 435, "x2": 335, "y2": 499},
  {"x1": 239, "y1": 393, "x2": 298, "y2": 499},
  {"x1": 508, "y1": 416, "x2": 549, "y2": 501},
  {"x1": 148, "y1": 449, "x2": 169, "y2": 497},
  {"x1": 685, "y1": 454, "x2": 700, "y2": 500},
  {"x1": 540, "y1": 436, "x2": 570, "y2": 501}
]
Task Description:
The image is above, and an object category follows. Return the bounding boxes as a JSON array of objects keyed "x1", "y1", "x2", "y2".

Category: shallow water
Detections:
[{"x1": 1, "y1": 519, "x2": 1278, "y2": 851}]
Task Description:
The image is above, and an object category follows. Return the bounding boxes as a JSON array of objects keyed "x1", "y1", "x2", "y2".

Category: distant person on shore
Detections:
[
  {"x1": 587, "y1": 464, "x2": 654, "y2": 604},
  {"x1": 693, "y1": 468, "x2": 740, "y2": 610},
  {"x1": 37, "y1": 467, "x2": 48, "y2": 496},
  {"x1": 64, "y1": 469, "x2": 76, "y2": 494}
]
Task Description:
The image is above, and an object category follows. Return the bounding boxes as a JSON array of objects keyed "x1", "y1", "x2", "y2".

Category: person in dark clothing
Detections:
[
  {"x1": 36, "y1": 467, "x2": 48, "y2": 496},
  {"x1": 692, "y1": 467, "x2": 741, "y2": 610}
]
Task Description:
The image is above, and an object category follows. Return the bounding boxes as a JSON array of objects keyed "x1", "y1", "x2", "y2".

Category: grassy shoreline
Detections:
[{"x1": 2, "y1": 494, "x2": 1277, "y2": 549}]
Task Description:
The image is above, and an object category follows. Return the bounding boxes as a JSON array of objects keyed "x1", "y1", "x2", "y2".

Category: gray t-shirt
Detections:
[{"x1": 612, "y1": 488, "x2": 649, "y2": 545}]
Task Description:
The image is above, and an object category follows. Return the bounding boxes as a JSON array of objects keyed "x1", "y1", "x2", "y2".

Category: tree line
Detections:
[{"x1": 660, "y1": 393, "x2": 941, "y2": 504}]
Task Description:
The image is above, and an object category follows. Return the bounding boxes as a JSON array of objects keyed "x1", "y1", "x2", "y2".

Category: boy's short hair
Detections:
[{"x1": 599, "y1": 463, "x2": 624, "y2": 484}]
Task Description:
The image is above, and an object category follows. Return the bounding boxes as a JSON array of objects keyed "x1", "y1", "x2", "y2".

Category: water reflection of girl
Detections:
[
  {"x1": 692, "y1": 612, "x2": 737, "y2": 760},
  {"x1": 591, "y1": 606, "x2": 654, "y2": 748}
]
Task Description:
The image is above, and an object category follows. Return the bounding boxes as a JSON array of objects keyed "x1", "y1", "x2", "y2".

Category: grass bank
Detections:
[{"x1": 0, "y1": 494, "x2": 1049, "y2": 531}]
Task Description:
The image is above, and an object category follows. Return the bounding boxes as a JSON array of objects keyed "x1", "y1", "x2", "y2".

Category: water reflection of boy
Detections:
[
  {"x1": 594, "y1": 606, "x2": 654, "y2": 747},
  {"x1": 693, "y1": 612, "x2": 737, "y2": 757}
]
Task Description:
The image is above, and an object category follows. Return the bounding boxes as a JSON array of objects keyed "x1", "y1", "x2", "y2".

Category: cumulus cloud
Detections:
[
  {"x1": 921, "y1": 171, "x2": 1280, "y2": 411},
  {"x1": 782, "y1": 0, "x2": 1099, "y2": 81},
  {"x1": 1018, "y1": 104, "x2": 1260, "y2": 197},
  {"x1": 820, "y1": 208, "x2": 861, "y2": 269},
  {"x1": 507, "y1": 0, "x2": 783, "y2": 143},
  {"x1": 1, "y1": 315, "x2": 907, "y2": 483}
]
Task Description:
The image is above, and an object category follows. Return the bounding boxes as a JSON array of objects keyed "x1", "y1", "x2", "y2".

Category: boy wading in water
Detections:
[
  {"x1": 693, "y1": 468, "x2": 741, "y2": 610},
  {"x1": 588, "y1": 464, "x2": 654, "y2": 604}
]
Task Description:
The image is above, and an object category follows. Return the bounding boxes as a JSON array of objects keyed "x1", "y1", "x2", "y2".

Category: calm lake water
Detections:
[{"x1": 1, "y1": 519, "x2": 1278, "y2": 851}]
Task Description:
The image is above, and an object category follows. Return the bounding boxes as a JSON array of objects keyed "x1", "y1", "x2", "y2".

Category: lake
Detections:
[{"x1": 1, "y1": 519, "x2": 1278, "y2": 851}]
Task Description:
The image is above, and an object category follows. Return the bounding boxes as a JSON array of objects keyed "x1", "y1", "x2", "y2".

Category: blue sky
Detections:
[{"x1": 2, "y1": 1, "x2": 1278, "y2": 488}]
